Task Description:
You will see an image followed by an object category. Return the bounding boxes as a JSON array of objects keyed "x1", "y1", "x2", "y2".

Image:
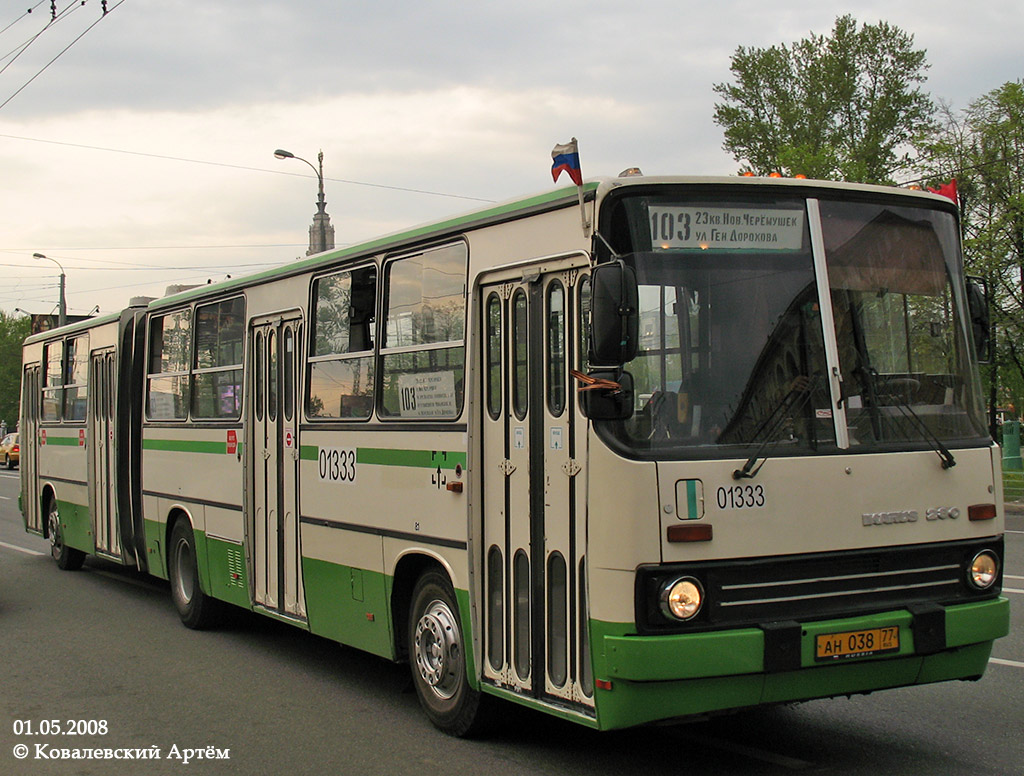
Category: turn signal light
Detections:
[
  {"x1": 968, "y1": 504, "x2": 997, "y2": 521},
  {"x1": 667, "y1": 524, "x2": 713, "y2": 543}
]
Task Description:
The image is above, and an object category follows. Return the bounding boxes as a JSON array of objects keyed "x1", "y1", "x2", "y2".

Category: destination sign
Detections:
[{"x1": 649, "y1": 206, "x2": 805, "y2": 251}]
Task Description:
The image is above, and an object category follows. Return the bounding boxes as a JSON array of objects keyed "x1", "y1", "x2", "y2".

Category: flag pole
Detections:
[{"x1": 576, "y1": 178, "x2": 590, "y2": 234}]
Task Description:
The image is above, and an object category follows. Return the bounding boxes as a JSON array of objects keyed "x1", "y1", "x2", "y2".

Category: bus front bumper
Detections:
[{"x1": 593, "y1": 597, "x2": 1009, "y2": 730}]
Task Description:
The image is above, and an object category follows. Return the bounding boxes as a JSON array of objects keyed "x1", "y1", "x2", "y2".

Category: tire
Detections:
[
  {"x1": 408, "y1": 570, "x2": 487, "y2": 737},
  {"x1": 4, "y1": 455, "x2": 11, "y2": 469},
  {"x1": 46, "y1": 496, "x2": 85, "y2": 571},
  {"x1": 168, "y1": 518, "x2": 220, "y2": 630}
]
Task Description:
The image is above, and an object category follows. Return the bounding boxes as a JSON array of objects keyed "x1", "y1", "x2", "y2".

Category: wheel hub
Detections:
[
  {"x1": 48, "y1": 508, "x2": 62, "y2": 557},
  {"x1": 413, "y1": 599, "x2": 462, "y2": 700}
]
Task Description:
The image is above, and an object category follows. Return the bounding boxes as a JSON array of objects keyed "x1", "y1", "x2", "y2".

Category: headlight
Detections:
[
  {"x1": 968, "y1": 551, "x2": 999, "y2": 590},
  {"x1": 659, "y1": 577, "x2": 704, "y2": 620}
]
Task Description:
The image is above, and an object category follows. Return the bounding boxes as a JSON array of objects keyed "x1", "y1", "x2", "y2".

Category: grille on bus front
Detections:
[{"x1": 635, "y1": 538, "x2": 1003, "y2": 634}]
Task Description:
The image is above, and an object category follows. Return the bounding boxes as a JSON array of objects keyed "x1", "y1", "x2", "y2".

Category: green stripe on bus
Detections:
[
  {"x1": 687, "y1": 480, "x2": 699, "y2": 519},
  {"x1": 43, "y1": 435, "x2": 82, "y2": 447},
  {"x1": 301, "y1": 445, "x2": 466, "y2": 469},
  {"x1": 143, "y1": 438, "x2": 227, "y2": 455},
  {"x1": 357, "y1": 447, "x2": 466, "y2": 469},
  {"x1": 145, "y1": 438, "x2": 467, "y2": 468}
]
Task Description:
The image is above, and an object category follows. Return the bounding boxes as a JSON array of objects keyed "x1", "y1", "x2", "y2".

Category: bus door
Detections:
[
  {"x1": 248, "y1": 313, "x2": 306, "y2": 621},
  {"x1": 479, "y1": 259, "x2": 593, "y2": 710},
  {"x1": 89, "y1": 350, "x2": 119, "y2": 558},
  {"x1": 21, "y1": 364, "x2": 43, "y2": 534}
]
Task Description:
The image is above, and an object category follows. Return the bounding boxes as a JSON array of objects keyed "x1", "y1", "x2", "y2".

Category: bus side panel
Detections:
[
  {"x1": 142, "y1": 513, "x2": 168, "y2": 579},
  {"x1": 204, "y1": 536, "x2": 249, "y2": 608},
  {"x1": 54, "y1": 488, "x2": 93, "y2": 554},
  {"x1": 299, "y1": 430, "x2": 469, "y2": 658},
  {"x1": 141, "y1": 428, "x2": 244, "y2": 586},
  {"x1": 40, "y1": 435, "x2": 92, "y2": 554},
  {"x1": 302, "y1": 551, "x2": 392, "y2": 657}
]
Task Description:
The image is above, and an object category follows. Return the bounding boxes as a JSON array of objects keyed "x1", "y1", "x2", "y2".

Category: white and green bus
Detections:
[{"x1": 21, "y1": 174, "x2": 1009, "y2": 735}]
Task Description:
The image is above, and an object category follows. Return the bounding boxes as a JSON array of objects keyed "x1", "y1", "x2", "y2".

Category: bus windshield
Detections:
[{"x1": 598, "y1": 190, "x2": 989, "y2": 458}]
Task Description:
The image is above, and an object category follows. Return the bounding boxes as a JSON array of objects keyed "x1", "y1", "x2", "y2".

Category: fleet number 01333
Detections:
[
  {"x1": 716, "y1": 484, "x2": 766, "y2": 509},
  {"x1": 318, "y1": 447, "x2": 357, "y2": 482}
]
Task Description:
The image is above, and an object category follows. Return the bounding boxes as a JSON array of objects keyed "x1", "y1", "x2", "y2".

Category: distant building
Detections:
[{"x1": 308, "y1": 205, "x2": 335, "y2": 255}]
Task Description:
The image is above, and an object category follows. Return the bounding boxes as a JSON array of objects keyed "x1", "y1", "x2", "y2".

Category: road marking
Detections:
[
  {"x1": 0, "y1": 540, "x2": 44, "y2": 556},
  {"x1": 989, "y1": 657, "x2": 1024, "y2": 670},
  {"x1": 0, "y1": 495, "x2": 11, "y2": 500},
  {"x1": 1005, "y1": 574, "x2": 1024, "y2": 580},
  {"x1": 1002, "y1": 587, "x2": 1024, "y2": 595}
]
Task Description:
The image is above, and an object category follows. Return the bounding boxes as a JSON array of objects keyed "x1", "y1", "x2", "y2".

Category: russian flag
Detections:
[
  {"x1": 551, "y1": 138, "x2": 582, "y2": 185},
  {"x1": 928, "y1": 179, "x2": 958, "y2": 206}
]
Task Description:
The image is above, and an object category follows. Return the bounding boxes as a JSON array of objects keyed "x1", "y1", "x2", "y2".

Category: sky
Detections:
[{"x1": 0, "y1": 0, "x2": 1021, "y2": 318}]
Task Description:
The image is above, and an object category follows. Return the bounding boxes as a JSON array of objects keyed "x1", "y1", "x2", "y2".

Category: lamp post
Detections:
[
  {"x1": 33, "y1": 252, "x2": 66, "y2": 327},
  {"x1": 274, "y1": 148, "x2": 334, "y2": 255}
]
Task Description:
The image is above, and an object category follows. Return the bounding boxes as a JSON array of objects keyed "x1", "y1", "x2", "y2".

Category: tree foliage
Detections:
[
  {"x1": 713, "y1": 15, "x2": 935, "y2": 183},
  {"x1": 917, "y1": 80, "x2": 1024, "y2": 416},
  {"x1": 0, "y1": 311, "x2": 31, "y2": 429}
]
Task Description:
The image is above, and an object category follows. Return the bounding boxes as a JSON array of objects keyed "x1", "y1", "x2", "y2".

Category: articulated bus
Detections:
[{"x1": 21, "y1": 175, "x2": 1009, "y2": 735}]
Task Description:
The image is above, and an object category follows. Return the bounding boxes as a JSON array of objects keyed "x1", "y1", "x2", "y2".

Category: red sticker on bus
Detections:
[
  {"x1": 227, "y1": 430, "x2": 237, "y2": 455},
  {"x1": 79, "y1": 428, "x2": 85, "y2": 446}
]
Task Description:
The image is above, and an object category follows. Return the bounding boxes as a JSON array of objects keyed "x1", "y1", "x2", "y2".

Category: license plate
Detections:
[{"x1": 815, "y1": 626, "x2": 900, "y2": 662}]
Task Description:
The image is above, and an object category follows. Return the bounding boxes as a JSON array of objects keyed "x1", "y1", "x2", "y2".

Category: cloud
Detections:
[
  {"x1": 1, "y1": 0, "x2": 1022, "y2": 315},
  {"x1": 0, "y1": 83, "x2": 644, "y2": 312}
]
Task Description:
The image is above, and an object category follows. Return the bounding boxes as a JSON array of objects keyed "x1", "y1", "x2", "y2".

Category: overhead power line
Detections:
[
  {"x1": 0, "y1": 0, "x2": 82, "y2": 75},
  {"x1": 0, "y1": 132, "x2": 496, "y2": 203},
  {"x1": 0, "y1": 0, "x2": 125, "y2": 113},
  {"x1": 0, "y1": 2, "x2": 48, "y2": 39}
]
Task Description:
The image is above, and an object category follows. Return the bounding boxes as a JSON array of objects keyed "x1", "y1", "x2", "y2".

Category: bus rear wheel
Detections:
[
  {"x1": 47, "y1": 496, "x2": 84, "y2": 571},
  {"x1": 169, "y1": 518, "x2": 220, "y2": 630},
  {"x1": 408, "y1": 570, "x2": 486, "y2": 737}
]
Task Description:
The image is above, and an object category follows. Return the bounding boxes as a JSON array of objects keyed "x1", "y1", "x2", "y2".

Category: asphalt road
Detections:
[{"x1": 1, "y1": 468, "x2": 1021, "y2": 776}]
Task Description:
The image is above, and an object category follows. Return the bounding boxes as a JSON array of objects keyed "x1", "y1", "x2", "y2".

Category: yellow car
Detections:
[{"x1": 1, "y1": 433, "x2": 19, "y2": 469}]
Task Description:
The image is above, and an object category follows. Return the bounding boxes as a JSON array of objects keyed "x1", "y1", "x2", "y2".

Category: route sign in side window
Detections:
[{"x1": 380, "y1": 243, "x2": 467, "y2": 419}]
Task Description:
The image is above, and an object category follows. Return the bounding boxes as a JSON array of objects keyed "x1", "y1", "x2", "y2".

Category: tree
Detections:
[
  {"x1": 917, "y1": 81, "x2": 1024, "y2": 423},
  {"x1": 713, "y1": 15, "x2": 935, "y2": 183},
  {"x1": 0, "y1": 311, "x2": 31, "y2": 430}
]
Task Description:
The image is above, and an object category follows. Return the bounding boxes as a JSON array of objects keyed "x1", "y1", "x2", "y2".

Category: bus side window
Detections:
[
  {"x1": 308, "y1": 264, "x2": 377, "y2": 420},
  {"x1": 42, "y1": 340, "x2": 63, "y2": 422},
  {"x1": 192, "y1": 296, "x2": 245, "y2": 420},
  {"x1": 380, "y1": 243, "x2": 467, "y2": 419},
  {"x1": 147, "y1": 309, "x2": 192, "y2": 420},
  {"x1": 63, "y1": 335, "x2": 89, "y2": 422}
]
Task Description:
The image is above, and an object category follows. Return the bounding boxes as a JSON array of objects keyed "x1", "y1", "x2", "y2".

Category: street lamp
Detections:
[
  {"x1": 274, "y1": 148, "x2": 334, "y2": 255},
  {"x1": 33, "y1": 252, "x2": 66, "y2": 327}
]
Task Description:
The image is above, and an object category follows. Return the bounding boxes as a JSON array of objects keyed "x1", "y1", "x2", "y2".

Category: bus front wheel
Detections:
[
  {"x1": 47, "y1": 497, "x2": 84, "y2": 571},
  {"x1": 408, "y1": 570, "x2": 486, "y2": 737},
  {"x1": 168, "y1": 518, "x2": 219, "y2": 630}
]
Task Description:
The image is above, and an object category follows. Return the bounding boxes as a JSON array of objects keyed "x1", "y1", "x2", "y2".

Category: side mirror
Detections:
[
  {"x1": 589, "y1": 261, "x2": 639, "y2": 365},
  {"x1": 578, "y1": 370, "x2": 634, "y2": 420},
  {"x1": 966, "y1": 276, "x2": 990, "y2": 363}
]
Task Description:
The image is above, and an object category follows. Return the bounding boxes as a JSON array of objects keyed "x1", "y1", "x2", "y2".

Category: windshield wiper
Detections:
[
  {"x1": 733, "y1": 376, "x2": 816, "y2": 480},
  {"x1": 872, "y1": 374, "x2": 956, "y2": 470}
]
